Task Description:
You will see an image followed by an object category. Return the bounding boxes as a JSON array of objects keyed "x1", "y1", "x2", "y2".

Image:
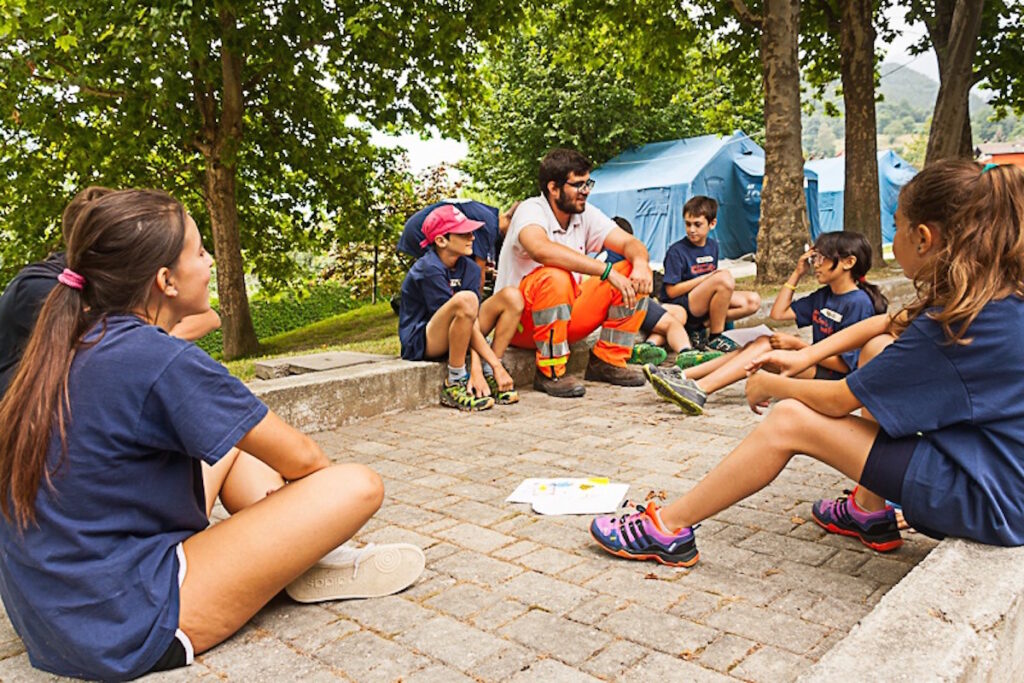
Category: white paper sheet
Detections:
[
  {"x1": 722, "y1": 324, "x2": 774, "y2": 347},
  {"x1": 506, "y1": 477, "x2": 629, "y2": 515}
]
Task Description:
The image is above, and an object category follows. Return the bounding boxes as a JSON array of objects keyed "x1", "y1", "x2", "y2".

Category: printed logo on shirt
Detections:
[
  {"x1": 695, "y1": 255, "x2": 714, "y2": 264},
  {"x1": 820, "y1": 308, "x2": 843, "y2": 323},
  {"x1": 449, "y1": 278, "x2": 462, "y2": 289},
  {"x1": 691, "y1": 262, "x2": 716, "y2": 275},
  {"x1": 811, "y1": 310, "x2": 835, "y2": 336}
]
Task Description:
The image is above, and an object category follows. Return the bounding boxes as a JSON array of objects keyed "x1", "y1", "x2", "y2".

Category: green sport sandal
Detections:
[
  {"x1": 628, "y1": 341, "x2": 668, "y2": 366},
  {"x1": 675, "y1": 349, "x2": 724, "y2": 369},
  {"x1": 440, "y1": 379, "x2": 495, "y2": 412},
  {"x1": 485, "y1": 374, "x2": 519, "y2": 404}
]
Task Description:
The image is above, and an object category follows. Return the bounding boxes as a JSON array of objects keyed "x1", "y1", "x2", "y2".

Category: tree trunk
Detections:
[
  {"x1": 373, "y1": 238, "x2": 379, "y2": 304},
  {"x1": 926, "y1": 0, "x2": 985, "y2": 165},
  {"x1": 195, "y1": 8, "x2": 259, "y2": 359},
  {"x1": 205, "y1": 161, "x2": 259, "y2": 359},
  {"x1": 840, "y1": 0, "x2": 883, "y2": 262},
  {"x1": 756, "y1": 0, "x2": 809, "y2": 284}
]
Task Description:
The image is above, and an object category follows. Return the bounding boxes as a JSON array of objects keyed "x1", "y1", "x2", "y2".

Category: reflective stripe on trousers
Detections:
[{"x1": 532, "y1": 304, "x2": 571, "y2": 326}]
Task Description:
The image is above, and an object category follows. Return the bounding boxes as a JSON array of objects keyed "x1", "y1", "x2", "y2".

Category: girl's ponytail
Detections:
[
  {"x1": 813, "y1": 231, "x2": 888, "y2": 314},
  {"x1": 895, "y1": 161, "x2": 1024, "y2": 343},
  {"x1": 856, "y1": 278, "x2": 888, "y2": 315},
  {"x1": 0, "y1": 188, "x2": 185, "y2": 529},
  {"x1": 0, "y1": 284, "x2": 87, "y2": 529}
]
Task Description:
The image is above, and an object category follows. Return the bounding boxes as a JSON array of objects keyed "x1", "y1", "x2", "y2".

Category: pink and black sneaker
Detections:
[
  {"x1": 590, "y1": 502, "x2": 699, "y2": 567},
  {"x1": 811, "y1": 488, "x2": 902, "y2": 552}
]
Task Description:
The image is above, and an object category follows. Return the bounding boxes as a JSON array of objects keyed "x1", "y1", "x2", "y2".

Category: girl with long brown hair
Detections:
[
  {"x1": 590, "y1": 160, "x2": 1024, "y2": 567},
  {"x1": 0, "y1": 189, "x2": 423, "y2": 680}
]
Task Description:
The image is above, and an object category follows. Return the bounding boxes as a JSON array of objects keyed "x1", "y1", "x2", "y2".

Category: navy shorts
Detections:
[
  {"x1": 663, "y1": 294, "x2": 708, "y2": 331},
  {"x1": 642, "y1": 299, "x2": 669, "y2": 334},
  {"x1": 858, "y1": 430, "x2": 918, "y2": 505}
]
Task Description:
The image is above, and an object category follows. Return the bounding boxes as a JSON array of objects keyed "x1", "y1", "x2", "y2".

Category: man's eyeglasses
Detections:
[{"x1": 564, "y1": 178, "x2": 596, "y2": 193}]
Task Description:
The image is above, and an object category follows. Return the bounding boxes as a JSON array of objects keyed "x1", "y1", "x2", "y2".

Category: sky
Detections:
[{"x1": 378, "y1": 8, "x2": 938, "y2": 174}]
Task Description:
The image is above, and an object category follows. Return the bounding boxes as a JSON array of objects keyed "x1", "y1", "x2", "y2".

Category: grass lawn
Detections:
[{"x1": 224, "y1": 301, "x2": 399, "y2": 380}]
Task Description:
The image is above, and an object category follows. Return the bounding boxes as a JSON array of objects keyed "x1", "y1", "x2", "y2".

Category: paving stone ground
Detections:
[{"x1": 0, "y1": 363, "x2": 937, "y2": 682}]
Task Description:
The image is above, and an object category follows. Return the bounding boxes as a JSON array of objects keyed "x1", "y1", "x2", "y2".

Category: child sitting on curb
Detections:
[
  {"x1": 645, "y1": 231, "x2": 886, "y2": 415},
  {"x1": 602, "y1": 217, "x2": 724, "y2": 370},
  {"x1": 399, "y1": 204, "x2": 524, "y2": 411},
  {"x1": 591, "y1": 160, "x2": 1024, "y2": 566},
  {"x1": 660, "y1": 196, "x2": 761, "y2": 353}
]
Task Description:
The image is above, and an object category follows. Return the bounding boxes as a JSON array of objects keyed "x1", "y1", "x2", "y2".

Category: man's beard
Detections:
[{"x1": 554, "y1": 191, "x2": 584, "y2": 215}]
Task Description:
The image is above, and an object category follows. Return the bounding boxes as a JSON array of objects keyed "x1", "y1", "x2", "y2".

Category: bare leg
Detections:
[
  {"x1": 695, "y1": 336, "x2": 775, "y2": 394},
  {"x1": 726, "y1": 289, "x2": 761, "y2": 322},
  {"x1": 647, "y1": 303, "x2": 690, "y2": 352},
  {"x1": 478, "y1": 286, "x2": 525, "y2": 357},
  {"x1": 659, "y1": 399, "x2": 881, "y2": 530},
  {"x1": 179, "y1": 463, "x2": 384, "y2": 653},
  {"x1": 684, "y1": 271, "x2": 735, "y2": 334},
  {"x1": 684, "y1": 347, "x2": 739, "y2": 380},
  {"x1": 424, "y1": 290, "x2": 479, "y2": 367}
]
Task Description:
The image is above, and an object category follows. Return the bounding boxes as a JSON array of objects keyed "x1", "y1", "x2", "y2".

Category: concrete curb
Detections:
[
  {"x1": 800, "y1": 539, "x2": 1024, "y2": 681},
  {"x1": 249, "y1": 275, "x2": 918, "y2": 433},
  {"x1": 250, "y1": 341, "x2": 592, "y2": 433}
]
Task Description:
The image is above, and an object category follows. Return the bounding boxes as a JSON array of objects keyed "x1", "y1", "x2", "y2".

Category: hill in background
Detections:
[{"x1": 803, "y1": 63, "x2": 1023, "y2": 166}]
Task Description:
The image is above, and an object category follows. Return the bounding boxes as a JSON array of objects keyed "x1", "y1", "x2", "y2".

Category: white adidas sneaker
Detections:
[{"x1": 285, "y1": 542, "x2": 425, "y2": 603}]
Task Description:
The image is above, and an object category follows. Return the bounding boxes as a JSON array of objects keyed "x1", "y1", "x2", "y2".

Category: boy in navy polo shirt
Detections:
[
  {"x1": 660, "y1": 196, "x2": 760, "y2": 353},
  {"x1": 399, "y1": 205, "x2": 524, "y2": 411}
]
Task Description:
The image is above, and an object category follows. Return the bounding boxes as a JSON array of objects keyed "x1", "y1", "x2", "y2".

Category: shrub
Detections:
[{"x1": 197, "y1": 280, "x2": 358, "y2": 357}]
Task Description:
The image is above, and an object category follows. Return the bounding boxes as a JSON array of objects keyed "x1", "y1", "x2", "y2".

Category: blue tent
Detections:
[
  {"x1": 588, "y1": 132, "x2": 821, "y2": 263},
  {"x1": 805, "y1": 150, "x2": 917, "y2": 244}
]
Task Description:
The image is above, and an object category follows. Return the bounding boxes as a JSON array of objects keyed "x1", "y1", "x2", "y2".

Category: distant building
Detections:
[{"x1": 977, "y1": 141, "x2": 1024, "y2": 168}]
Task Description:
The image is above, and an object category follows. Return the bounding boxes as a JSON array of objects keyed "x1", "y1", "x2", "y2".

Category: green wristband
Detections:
[{"x1": 600, "y1": 262, "x2": 613, "y2": 281}]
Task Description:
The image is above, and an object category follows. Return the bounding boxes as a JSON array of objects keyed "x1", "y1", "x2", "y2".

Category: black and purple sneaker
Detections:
[
  {"x1": 590, "y1": 502, "x2": 699, "y2": 567},
  {"x1": 811, "y1": 488, "x2": 902, "y2": 552}
]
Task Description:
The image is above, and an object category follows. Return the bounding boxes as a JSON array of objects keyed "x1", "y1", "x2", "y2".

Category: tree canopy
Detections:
[
  {"x1": 461, "y1": 3, "x2": 764, "y2": 203},
  {"x1": 0, "y1": 0, "x2": 526, "y2": 356}
]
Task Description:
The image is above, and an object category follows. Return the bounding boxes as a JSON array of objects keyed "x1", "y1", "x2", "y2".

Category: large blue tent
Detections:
[
  {"x1": 588, "y1": 132, "x2": 821, "y2": 263},
  {"x1": 805, "y1": 150, "x2": 917, "y2": 244}
]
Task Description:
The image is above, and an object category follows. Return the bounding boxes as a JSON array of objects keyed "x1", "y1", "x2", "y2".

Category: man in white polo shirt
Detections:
[{"x1": 495, "y1": 148, "x2": 653, "y2": 398}]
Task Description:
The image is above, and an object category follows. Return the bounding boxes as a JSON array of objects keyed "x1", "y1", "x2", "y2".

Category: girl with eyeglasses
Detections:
[{"x1": 646, "y1": 230, "x2": 886, "y2": 415}]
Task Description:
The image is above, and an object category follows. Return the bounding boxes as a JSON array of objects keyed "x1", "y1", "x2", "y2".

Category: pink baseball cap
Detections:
[{"x1": 419, "y1": 204, "x2": 484, "y2": 248}]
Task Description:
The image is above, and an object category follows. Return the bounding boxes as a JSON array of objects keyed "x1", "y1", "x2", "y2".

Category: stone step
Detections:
[{"x1": 249, "y1": 276, "x2": 917, "y2": 432}]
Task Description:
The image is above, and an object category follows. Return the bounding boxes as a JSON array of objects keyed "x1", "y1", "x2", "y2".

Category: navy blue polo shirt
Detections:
[
  {"x1": 847, "y1": 297, "x2": 1024, "y2": 546},
  {"x1": 790, "y1": 286, "x2": 877, "y2": 377},
  {"x1": 660, "y1": 237, "x2": 719, "y2": 302},
  {"x1": 0, "y1": 315, "x2": 268, "y2": 680},
  {"x1": 398, "y1": 250, "x2": 481, "y2": 360},
  {"x1": 397, "y1": 200, "x2": 499, "y2": 264}
]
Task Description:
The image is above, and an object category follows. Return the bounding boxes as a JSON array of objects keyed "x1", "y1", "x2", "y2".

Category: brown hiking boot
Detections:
[
  {"x1": 533, "y1": 371, "x2": 586, "y2": 398},
  {"x1": 584, "y1": 351, "x2": 645, "y2": 386}
]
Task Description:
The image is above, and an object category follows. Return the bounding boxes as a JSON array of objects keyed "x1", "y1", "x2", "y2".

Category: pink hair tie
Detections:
[{"x1": 57, "y1": 268, "x2": 86, "y2": 291}]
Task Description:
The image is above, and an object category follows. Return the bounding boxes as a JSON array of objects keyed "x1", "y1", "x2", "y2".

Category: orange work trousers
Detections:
[{"x1": 510, "y1": 261, "x2": 648, "y2": 377}]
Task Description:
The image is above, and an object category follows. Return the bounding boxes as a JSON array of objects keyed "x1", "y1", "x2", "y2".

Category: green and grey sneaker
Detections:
[
  {"x1": 440, "y1": 379, "x2": 494, "y2": 412},
  {"x1": 646, "y1": 365, "x2": 707, "y2": 415},
  {"x1": 485, "y1": 374, "x2": 519, "y2": 404},
  {"x1": 706, "y1": 334, "x2": 740, "y2": 353},
  {"x1": 675, "y1": 349, "x2": 724, "y2": 369},
  {"x1": 628, "y1": 342, "x2": 668, "y2": 366}
]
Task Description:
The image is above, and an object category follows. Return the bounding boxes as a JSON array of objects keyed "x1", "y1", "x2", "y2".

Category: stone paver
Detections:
[{"x1": 0, "y1": 365, "x2": 937, "y2": 681}]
